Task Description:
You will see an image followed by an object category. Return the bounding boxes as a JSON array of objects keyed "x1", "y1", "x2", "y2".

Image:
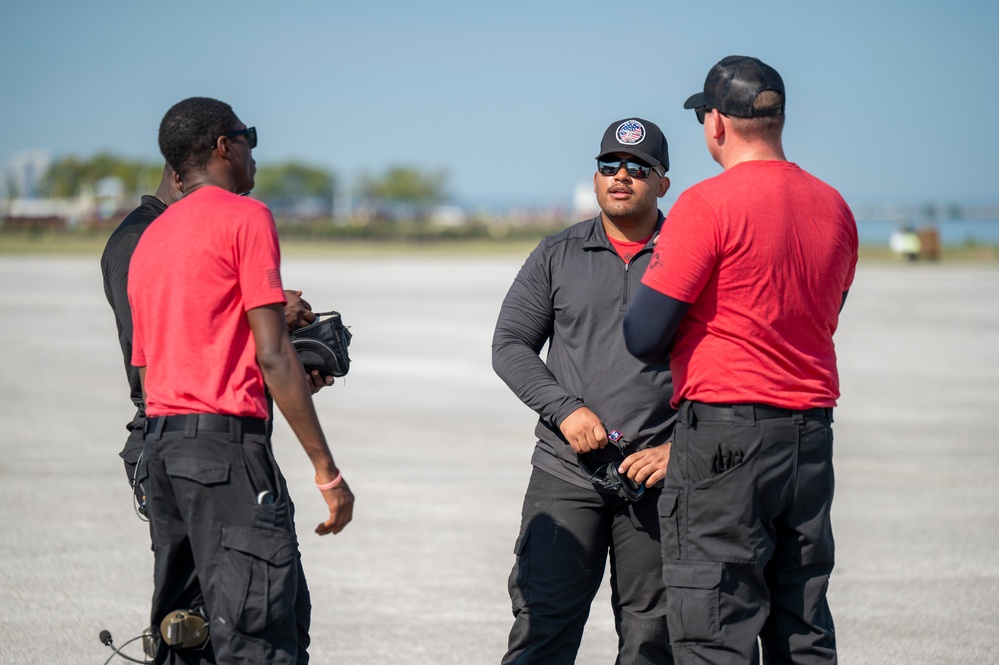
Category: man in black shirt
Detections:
[
  {"x1": 492, "y1": 118, "x2": 676, "y2": 664},
  {"x1": 101, "y1": 164, "x2": 183, "y2": 506}
]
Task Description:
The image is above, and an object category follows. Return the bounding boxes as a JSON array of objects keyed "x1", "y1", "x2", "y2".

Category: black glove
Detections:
[{"x1": 289, "y1": 310, "x2": 352, "y2": 377}]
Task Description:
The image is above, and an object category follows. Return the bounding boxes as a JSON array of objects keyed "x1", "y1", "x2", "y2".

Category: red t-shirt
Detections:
[
  {"x1": 642, "y1": 161, "x2": 858, "y2": 409},
  {"x1": 608, "y1": 234, "x2": 653, "y2": 264},
  {"x1": 129, "y1": 186, "x2": 287, "y2": 418}
]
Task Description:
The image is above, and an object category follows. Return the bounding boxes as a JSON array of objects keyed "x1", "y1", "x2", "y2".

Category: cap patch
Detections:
[{"x1": 615, "y1": 120, "x2": 646, "y2": 146}]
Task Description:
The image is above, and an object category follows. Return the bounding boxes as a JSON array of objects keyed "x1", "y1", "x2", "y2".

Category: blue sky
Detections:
[{"x1": 1, "y1": 1, "x2": 996, "y2": 210}]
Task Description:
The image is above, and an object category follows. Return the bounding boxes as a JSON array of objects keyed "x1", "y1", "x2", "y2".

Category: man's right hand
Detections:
[
  {"x1": 559, "y1": 406, "x2": 608, "y2": 454},
  {"x1": 316, "y1": 478, "x2": 354, "y2": 536}
]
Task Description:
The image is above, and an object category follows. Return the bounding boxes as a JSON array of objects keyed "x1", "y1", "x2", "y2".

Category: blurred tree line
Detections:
[
  {"x1": 41, "y1": 153, "x2": 164, "y2": 198},
  {"x1": 358, "y1": 166, "x2": 447, "y2": 211},
  {"x1": 37, "y1": 153, "x2": 447, "y2": 219}
]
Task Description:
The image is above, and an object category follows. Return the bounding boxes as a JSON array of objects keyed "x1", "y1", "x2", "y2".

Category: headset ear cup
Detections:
[
  {"x1": 142, "y1": 626, "x2": 158, "y2": 659},
  {"x1": 159, "y1": 608, "x2": 210, "y2": 650},
  {"x1": 608, "y1": 466, "x2": 645, "y2": 501},
  {"x1": 291, "y1": 338, "x2": 340, "y2": 374}
]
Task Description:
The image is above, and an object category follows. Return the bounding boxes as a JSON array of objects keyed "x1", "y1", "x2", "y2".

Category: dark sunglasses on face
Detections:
[
  {"x1": 596, "y1": 158, "x2": 659, "y2": 179},
  {"x1": 695, "y1": 107, "x2": 710, "y2": 124},
  {"x1": 217, "y1": 126, "x2": 257, "y2": 149}
]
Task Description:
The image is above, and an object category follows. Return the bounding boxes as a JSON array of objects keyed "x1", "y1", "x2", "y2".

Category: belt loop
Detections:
[
  {"x1": 680, "y1": 401, "x2": 695, "y2": 427},
  {"x1": 183, "y1": 414, "x2": 198, "y2": 438},
  {"x1": 792, "y1": 411, "x2": 804, "y2": 425},
  {"x1": 229, "y1": 416, "x2": 241, "y2": 443},
  {"x1": 149, "y1": 417, "x2": 165, "y2": 441},
  {"x1": 826, "y1": 408, "x2": 834, "y2": 423},
  {"x1": 734, "y1": 404, "x2": 755, "y2": 427}
]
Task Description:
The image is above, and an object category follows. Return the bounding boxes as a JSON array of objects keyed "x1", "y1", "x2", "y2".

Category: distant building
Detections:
[
  {"x1": 1, "y1": 150, "x2": 52, "y2": 199},
  {"x1": 431, "y1": 205, "x2": 466, "y2": 227},
  {"x1": 573, "y1": 182, "x2": 599, "y2": 219},
  {"x1": 2, "y1": 196, "x2": 93, "y2": 230},
  {"x1": 1, "y1": 151, "x2": 105, "y2": 229}
]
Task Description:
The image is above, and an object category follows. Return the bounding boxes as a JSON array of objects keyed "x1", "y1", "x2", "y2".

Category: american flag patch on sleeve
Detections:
[{"x1": 266, "y1": 269, "x2": 282, "y2": 290}]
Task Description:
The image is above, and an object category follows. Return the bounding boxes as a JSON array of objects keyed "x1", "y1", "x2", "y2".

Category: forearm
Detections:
[
  {"x1": 492, "y1": 263, "x2": 582, "y2": 425},
  {"x1": 258, "y1": 331, "x2": 337, "y2": 480},
  {"x1": 624, "y1": 285, "x2": 690, "y2": 364},
  {"x1": 492, "y1": 340, "x2": 583, "y2": 426}
]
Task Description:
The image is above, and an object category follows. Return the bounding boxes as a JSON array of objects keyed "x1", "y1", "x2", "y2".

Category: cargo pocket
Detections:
[
  {"x1": 164, "y1": 456, "x2": 230, "y2": 486},
  {"x1": 508, "y1": 531, "x2": 531, "y2": 610},
  {"x1": 664, "y1": 560, "x2": 722, "y2": 645},
  {"x1": 219, "y1": 526, "x2": 298, "y2": 635},
  {"x1": 658, "y1": 488, "x2": 681, "y2": 559}
]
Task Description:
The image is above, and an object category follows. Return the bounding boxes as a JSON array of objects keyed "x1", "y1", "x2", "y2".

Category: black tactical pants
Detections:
[
  {"x1": 503, "y1": 467, "x2": 673, "y2": 664},
  {"x1": 659, "y1": 402, "x2": 837, "y2": 665},
  {"x1": 140, "y1": 414, "x2": 311, "y2": 665}
]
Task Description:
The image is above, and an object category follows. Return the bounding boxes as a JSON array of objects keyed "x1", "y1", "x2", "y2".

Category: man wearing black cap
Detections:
[
  {"x1": 493, "y1": 118, "x2": 676, "y2": 664},
  {"x1": 624, "y1": 57, "x2": 858, "y2": 664}
]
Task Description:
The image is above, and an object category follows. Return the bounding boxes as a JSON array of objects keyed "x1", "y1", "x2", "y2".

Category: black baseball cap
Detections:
[
  {"x1": 596, "y1": 118, "x2": 669, "y2": 173},
  {"x1": 683, "y1": 55, "x2": 785, "y2": 119}
]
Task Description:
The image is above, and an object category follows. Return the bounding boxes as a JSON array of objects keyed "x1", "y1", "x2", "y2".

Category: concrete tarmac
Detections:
[{"x1": 0, "y1": 254, "x2": 997, "y2": 664}]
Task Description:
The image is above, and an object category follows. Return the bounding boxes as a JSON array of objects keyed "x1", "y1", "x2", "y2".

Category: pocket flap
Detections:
[
  {"x1": 165, "y1": 456, "x2": 230, "y2": 486},
  {"x1": 513, "y1": 530, "x2": 529, "y2": 556},
  {"x1": 222, "y1": 526, "x2": 297, "y2": 565},
  {"x1": 658, "y1": 488, "x2": 679, "y2": 517},
  {"x1": 664, "y1": 561, "x2": 722, "y2": 589}
]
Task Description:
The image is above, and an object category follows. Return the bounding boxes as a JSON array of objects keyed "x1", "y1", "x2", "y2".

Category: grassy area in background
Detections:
[
  {"x1": 1, "y1": 229, "x2": 997, "y2": 263},
  {"x1": 0, "y1": 229, "x2": 543, "y2": 258}
]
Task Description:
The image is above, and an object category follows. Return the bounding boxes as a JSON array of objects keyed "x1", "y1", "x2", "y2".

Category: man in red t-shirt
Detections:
[
  {"x1": 129, "y1": 97, "x2": 353, "y2": 664},
  {"x1": 624, "y1": 57, "x2": 857, "y2": 664}
]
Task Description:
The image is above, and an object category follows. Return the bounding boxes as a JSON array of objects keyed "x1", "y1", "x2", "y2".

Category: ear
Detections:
[
  {"x1": 172, "y1": 170, "x2": 185, "y2": 197},
  {"x1": 657, "y1": 176, "x2": 671, "y2": 198},
  {"x1": 593, "y1": 171, "x2": 599, "y2": 193},
  {"x1": 215, "y1": 135, "x2": 233, "y2": 160},
  {"x1": 709, "y1": 109, "x2": 726, "y2": 141}
]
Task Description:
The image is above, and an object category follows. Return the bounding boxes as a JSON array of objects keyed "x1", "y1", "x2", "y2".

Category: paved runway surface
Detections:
[{"x1": 0, "y1": 254, "x2": 997, "y2": 664}]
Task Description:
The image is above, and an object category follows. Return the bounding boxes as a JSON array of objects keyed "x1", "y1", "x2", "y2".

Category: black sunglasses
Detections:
[
  {"x1": 217, "y1": 126, "x2": 257, "y2": 149},
  {"x1": 597, "y1": 158, "x2": 660, "y2": 179},
  {"x1": 694, "y1": 107, "x2": 731, "y2": 125}
]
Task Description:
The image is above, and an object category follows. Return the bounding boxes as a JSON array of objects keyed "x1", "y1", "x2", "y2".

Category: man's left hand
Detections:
[
  {"x1": 306, "y1": 368, "x2": 335, "y2": 394},
  {"x1": 618, "y1": 442, "x2": 672, "y2": 487}
]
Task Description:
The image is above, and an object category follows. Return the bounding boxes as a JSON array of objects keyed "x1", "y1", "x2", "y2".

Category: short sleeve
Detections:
[
  {"x1": 236, "y1": 205, "x2": 286, "y2": 311},
  {"x1": 641, "y1": 191, "x2": 719, "y2": 304}
]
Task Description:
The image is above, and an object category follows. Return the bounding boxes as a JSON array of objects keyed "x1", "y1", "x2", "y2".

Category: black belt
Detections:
[
  {"x1": 685, "y1": 402, "x2": 832, "y2": 423},
  {"x1": 147, "y1": 413, "x2": 268, "y2": 436}
]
